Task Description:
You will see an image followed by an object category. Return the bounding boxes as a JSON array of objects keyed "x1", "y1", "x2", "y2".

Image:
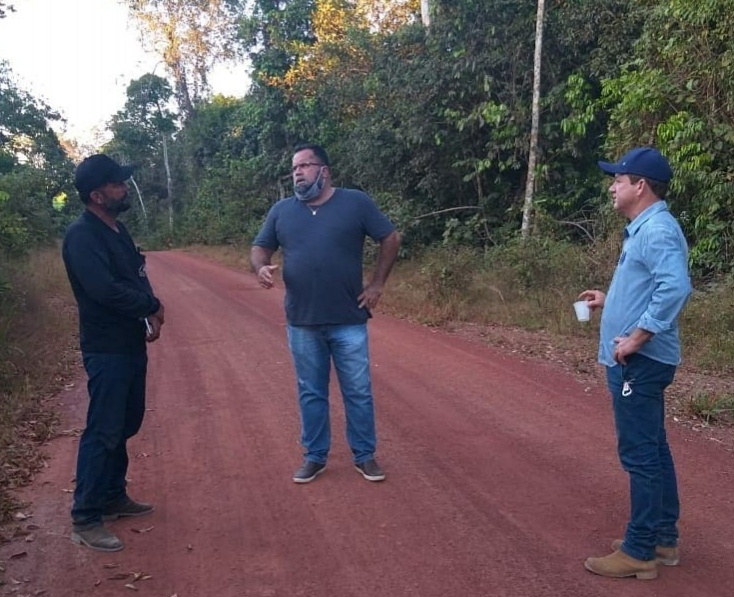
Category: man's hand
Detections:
[
  {"x1": 613, "y1": 329, "x2": 653, "y2": 365},
  {"x1": 153, "y1": 301, "x2": 165, "y2": 325},
  {"x1": 358, "y1": 282, "x2": 383, "y2": 310},
  {"x1": 146, "y1": 315, "x2": 163, "y2": 343},
  {"x1": 577, "y1": 289, "x2": 606, "y2": 311},
  {"x1": 257, "y1": 265, "x2": 279, "y2": 289}
]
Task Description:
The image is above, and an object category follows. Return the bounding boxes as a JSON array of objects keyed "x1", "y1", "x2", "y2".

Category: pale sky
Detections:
[{"x1": 0, "y1": 0, "x2": 250, "y2": 147}]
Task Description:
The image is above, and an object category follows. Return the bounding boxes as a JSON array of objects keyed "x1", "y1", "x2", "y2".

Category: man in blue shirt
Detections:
[
  {"x1": 579, "y1": 147, "x2": 692, "y2": 580},
  {"x1": 63, "y1": 154, "x2": 164, "y2": 552},
  {"x1": 251, "y1": 143, "x2": 401, "y2": 484}
]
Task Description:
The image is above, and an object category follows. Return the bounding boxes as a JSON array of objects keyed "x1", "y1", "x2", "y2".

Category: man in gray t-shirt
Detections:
[{"x1": 251, "y1": 143, "x2": 401, "y2": 484}]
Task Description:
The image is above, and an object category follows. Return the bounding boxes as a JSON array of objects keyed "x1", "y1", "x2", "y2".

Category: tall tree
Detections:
[
  {"x1": 108, "y1": 74, "x2": 177, "y2": 233},
  {"x1": 0, "y1": 61, "x2": 68, "y2": 182},
  {"x1": 520, "y1": 0, "x2": 546, "y2": 238},
  {"x1": 127, "y1": 0, "x2": 245, "y2": 119},
  {"x1": 239, "y1": 0, "x2": 318, "y2": 81},
  {"x1": 0, "y1": 62, "x2": 73, "y2": 253}
]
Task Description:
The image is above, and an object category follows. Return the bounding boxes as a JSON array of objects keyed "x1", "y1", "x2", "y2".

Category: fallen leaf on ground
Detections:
[{"x1": 130, "y1": 526, "x2": 154, "y2": 534}]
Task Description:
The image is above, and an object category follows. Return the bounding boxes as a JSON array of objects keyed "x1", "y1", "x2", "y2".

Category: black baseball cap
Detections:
[{"x1": 74, "y1": 154, "x2": 135, "y2": 195}]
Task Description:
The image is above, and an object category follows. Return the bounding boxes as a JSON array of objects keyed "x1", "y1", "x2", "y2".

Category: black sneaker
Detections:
[
  {"x1": 355, "y1": 459, "x2": 385, "y2": 482},
  {"x1": 102, "y1": 496, "x2": 155, "y2": 521},
  {"x1": 293, "y1": 460, "x2": 326, "y2": 484}
]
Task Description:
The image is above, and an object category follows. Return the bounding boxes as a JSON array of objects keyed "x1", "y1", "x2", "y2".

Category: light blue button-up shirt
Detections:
[{"x1": 599, "y1": 201, "x2": 692, "y2": 367}]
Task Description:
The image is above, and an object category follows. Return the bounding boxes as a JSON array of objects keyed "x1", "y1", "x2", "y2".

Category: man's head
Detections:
[
  {"x1": 598, "y1": 147, "x2": 673, "y2": 219},
  {"x1": 598, "y1": 146, "x2": 672, "y2": 195},
  {"x1": 292, "y1": 143, "x2": 331, "y2": 202},
  {"x1": 74, "y1": 154, "x2": 135, "y2": 215}
]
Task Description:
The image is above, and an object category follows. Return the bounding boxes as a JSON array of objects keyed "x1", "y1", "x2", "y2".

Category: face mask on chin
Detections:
[{"x1": 294, "y1": 168, "x2": 325, "y2": 202}]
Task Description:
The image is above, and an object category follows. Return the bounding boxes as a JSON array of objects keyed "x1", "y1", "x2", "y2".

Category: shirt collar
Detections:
[{"x1": 625, "y1": 200, "x2": 668, "y2": 238}]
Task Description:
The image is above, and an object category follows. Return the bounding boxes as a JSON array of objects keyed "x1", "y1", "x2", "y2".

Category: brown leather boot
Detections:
[
  {"x1": 610, "y1": 539, "x2": 680, "y2": 566},
  {"x1": 584, "y1": 550, "x2": 658, "y2": 580}
]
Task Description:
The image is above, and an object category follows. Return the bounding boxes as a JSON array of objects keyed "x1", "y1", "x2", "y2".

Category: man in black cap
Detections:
[
  {"x1": 62, "y1": 154, "x2": 164, "y2": 552},
  {"x1": 578, "y1": 147, "x2": 691, "y2": 579}
]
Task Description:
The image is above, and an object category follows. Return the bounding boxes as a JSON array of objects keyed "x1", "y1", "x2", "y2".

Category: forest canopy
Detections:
[{"x1": 2, "y1": 0, "x2": 733, "y2": 279}]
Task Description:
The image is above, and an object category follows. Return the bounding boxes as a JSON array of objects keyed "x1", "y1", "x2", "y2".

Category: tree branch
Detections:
[{"x1": 414, "y1": 206, "x2": 482, "y2": 220}]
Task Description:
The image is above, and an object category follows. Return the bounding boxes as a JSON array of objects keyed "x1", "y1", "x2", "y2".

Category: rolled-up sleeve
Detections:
[{"x1": 637, "y1": 225, "x2": 692, "y2": 334}]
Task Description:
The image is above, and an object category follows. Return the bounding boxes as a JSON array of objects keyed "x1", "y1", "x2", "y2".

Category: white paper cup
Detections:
[{"x1": 573, "y1": 300, "x2": 590, "y2": 322}]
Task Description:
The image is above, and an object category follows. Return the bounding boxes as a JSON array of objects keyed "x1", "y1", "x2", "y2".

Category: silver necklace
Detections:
[{"x1": 307, "y1": 204, "x2": 319, "y2": 216}]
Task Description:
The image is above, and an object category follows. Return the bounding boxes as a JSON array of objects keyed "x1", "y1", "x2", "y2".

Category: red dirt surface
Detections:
[{"x1": 2, "y1": 250, "x2": 733, "y2": 597}]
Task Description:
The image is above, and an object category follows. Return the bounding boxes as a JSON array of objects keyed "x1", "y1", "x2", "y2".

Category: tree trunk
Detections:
[
  {"x1": 129, "y1": 176, "x2": 148, "y2": 228},
  {"x1": 161, "y1": 133, "x2": 174, "y2": 233},
  {"x1": 521, "y1": 0, "x2": 546, "y2": 239},
  {"x1": 173, "y1": 66, "x2": 196, "y2": 120},
  {"x1": 421, "y1": 0, "x2": 430, "y2": 28}
]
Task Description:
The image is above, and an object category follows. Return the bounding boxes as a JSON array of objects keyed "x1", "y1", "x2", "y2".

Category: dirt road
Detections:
[{"x1": 2, "y1": 250, "x2": 733, "y2": 597}]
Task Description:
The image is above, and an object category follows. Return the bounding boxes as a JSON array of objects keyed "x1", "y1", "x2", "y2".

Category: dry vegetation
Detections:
[{"x1": 0, "y1": 247, "x2": 79, "y2": 527}]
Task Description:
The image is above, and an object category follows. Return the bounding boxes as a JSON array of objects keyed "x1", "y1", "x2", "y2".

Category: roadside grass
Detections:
[
  {"x1": 681, "y1": 279, "x2": 734, "y2": 376},
  {"x1": 380, "y1": 237, "x2": 618, "y2": 334},
  {"x1": 687, "y1": 393, "x2": 734, "y2": 425},
  {"x1": 0, "y1": 247, "x2": 78, "y2": 525}
]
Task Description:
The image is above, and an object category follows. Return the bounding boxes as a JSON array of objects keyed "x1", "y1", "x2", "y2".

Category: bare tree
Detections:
[{"x1": 126, "y1": 0, "x2": 243, "y2": 120}]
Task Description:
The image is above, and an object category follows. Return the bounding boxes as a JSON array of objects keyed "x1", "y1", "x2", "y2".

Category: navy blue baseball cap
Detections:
[
  {"x1": 598, "y1": 147, "x2": 673, "y2": 183},
  {"x1": 74, "y1": 154, "x2": 135, "y2": 195}
]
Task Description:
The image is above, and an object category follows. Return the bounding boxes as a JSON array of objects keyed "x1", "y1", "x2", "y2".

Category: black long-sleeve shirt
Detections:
[{"x1": 62, "y1": 211, "x2": 160, "y2": 354}]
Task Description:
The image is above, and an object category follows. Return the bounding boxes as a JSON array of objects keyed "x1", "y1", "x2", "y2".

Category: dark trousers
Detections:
[
  {"x1": 72, "y1": 352, "x2": 147, "y2": 530},
  {"x1": 607, "y1": 353, "x2": 679, "y2": 561}
]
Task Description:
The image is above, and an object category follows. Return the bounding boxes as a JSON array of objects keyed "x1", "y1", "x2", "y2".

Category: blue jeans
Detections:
[
  {"x1": 607, "y1": 353, "x2": 679, "y2": 561},
  {"x1": 72, "y1": 352, "x2": 147, "y2": 530},
  {"x1": 287, "y1": 324, "x2": 377, "y2": 464}
]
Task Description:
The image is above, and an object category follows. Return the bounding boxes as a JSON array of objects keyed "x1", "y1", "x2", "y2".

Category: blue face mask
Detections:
[{"x1": 294, "y1": 167, "x2": 325, "y2": 202}]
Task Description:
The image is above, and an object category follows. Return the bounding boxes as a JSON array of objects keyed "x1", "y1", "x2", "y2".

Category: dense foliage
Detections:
[
  {"x1": 3, "y1": 0, "x2": 734, "y2": 279},
  {"x1": 0, "y1": 62, "x2": 75, "y2": 257}
]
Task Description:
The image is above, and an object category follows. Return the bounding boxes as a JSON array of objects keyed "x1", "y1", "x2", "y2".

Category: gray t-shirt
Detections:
[{"x1": 253, "y1": 188, "x2": 395, "y2": 325}]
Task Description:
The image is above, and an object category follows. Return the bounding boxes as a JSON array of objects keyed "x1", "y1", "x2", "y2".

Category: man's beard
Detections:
[{"x1": 103, "y1": 195, "x2": 131, "y2": 215}]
